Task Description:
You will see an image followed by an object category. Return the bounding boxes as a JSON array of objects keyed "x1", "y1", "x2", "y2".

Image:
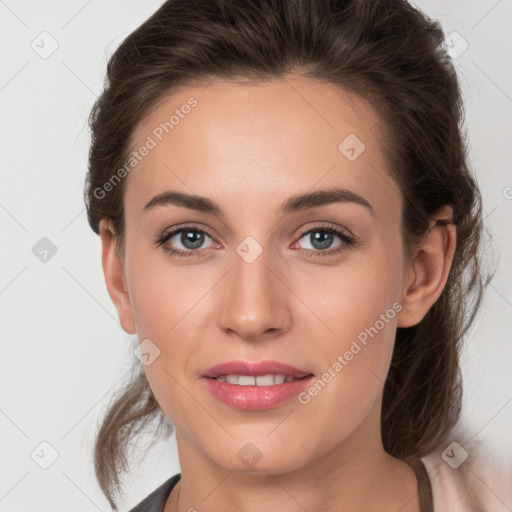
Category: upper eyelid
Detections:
[{"x1": 161, "y1": 224, "x2": 215, "y2": 241}]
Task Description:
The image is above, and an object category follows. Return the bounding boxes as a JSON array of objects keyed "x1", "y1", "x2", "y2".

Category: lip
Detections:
[
  {"x1": 202, "y1": 360, "x2": 312, "y2": 379},
  {"x1": 202, "y1": 360, "x2": 314, "y2": 410}
]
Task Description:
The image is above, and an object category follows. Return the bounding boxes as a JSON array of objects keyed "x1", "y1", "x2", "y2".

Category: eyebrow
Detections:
[{"x1": 143, "y1": 187, "x2": 374, "y2": 217}]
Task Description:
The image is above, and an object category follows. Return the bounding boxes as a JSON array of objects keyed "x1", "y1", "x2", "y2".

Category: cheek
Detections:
[
  {"x1": 293, "y1": 270, "x2": 401, "y2": 438},
  {"x1": 125, "y1": 257, "x2": 205, "y2": 429},
  {"x1": 291, "y1": 248, "x2": 403, "y2": 394},
  {"x1": 124, "y1": 246, "x2": 212, "y2": 405},
  {"x1": 125, "y1": 246, "x2": 207, "y2": 339},
  {"x1": 294, "y1": 250, "x2": 402, "y2": 341}
]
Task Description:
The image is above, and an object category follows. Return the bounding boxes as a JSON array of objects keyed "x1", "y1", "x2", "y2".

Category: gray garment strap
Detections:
[{"x1": 127, "y1": 473, "x2": 181, "y2": 512}]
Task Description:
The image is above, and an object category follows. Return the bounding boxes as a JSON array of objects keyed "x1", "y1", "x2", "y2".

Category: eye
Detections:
[
  {"x1": 155, "y1": 223, "x2": 356, "y2": 259},
  {"x1": 155, "y1": 224, "x2": 219, "y2": 258},
  {"x1": 292, "y1": 224, "x2": 356, "y2": 258}
]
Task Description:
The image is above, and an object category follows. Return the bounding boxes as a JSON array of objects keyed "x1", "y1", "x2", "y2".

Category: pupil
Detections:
[
  {"x1": 311, "y1": 231, "x2": 332, "y2": 250},
  {"x1": 182, "y1": 231, "x2": 204, "y2": 249}
]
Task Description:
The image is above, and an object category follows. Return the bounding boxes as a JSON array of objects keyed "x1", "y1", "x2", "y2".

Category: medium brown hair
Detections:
[{"x1": 84, "y1": 0, "x2": 490, "y2": 508}]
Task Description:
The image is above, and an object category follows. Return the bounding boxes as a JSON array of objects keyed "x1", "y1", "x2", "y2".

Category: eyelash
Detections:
[{"x1": 154, "y1": 223, "x2": 356, "y2": 259}]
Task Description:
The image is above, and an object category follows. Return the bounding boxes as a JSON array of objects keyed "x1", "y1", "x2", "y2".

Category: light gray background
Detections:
[{"x1": 1, "y1": 0, "x2": 511, "y2": 510}]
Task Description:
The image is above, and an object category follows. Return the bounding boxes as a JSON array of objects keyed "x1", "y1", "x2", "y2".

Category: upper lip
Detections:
[{"x1": 203, "y1": 360, "x2": 313, "y2": 379}]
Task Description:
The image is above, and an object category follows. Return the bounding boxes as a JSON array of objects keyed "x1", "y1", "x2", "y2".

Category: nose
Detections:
[{"x1": 218, "y1": 246, "x2": 291, "y2": 342}]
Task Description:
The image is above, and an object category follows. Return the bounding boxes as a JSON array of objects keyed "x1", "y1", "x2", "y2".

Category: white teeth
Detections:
[
  {"x1": 238, "y1": 375, "x2": 256, "y2": 386},
  {"x1": 215, "y1": 374, "x2": 294, "y2": 386},
  {"x1": 226, "y1": 374, "x2": 239, "y2": 384},
  {"x1": 273, "y1": 374, "x2": 286, "y2": 384},
  {"x1": 256, "y1": 374, "x2": 274, "y2": 386}
]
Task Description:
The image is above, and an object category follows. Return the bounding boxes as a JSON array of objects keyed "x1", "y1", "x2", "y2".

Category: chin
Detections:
[{"x1": 204, "y1": 440, "x2": 313, "y2": 476}]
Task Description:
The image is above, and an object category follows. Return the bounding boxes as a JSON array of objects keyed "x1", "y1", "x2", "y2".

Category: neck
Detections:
[{"x1": 165, "y1": 408, "x2": 421, "y2": 512}]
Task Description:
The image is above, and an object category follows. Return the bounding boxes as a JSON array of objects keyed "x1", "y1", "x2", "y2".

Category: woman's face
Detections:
[{"x1": 111, "y1": 76, "x2": 415, "y2": 474}]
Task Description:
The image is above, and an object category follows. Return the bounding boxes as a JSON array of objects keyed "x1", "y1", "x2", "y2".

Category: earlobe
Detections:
[
  {"x1": 397, "y1": 206, "x2": 457, "y2": 328},
  {"x1": 99, "y1": 219, "x2": 137, "y2": 334}
]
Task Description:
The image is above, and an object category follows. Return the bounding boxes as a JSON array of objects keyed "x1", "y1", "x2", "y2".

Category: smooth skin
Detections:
[{"x1": 99, "y1": 75, "x2": 456, "y2": 512}]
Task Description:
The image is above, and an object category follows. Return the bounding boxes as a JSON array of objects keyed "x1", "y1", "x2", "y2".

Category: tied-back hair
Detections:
[{"x1": 84, "y1": 0, "x2": 491, "y2": 508}]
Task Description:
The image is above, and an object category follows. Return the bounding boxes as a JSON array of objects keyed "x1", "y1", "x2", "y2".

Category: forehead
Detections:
[{"x1": 125, "y1": 76, "x2": 400, "y2": 221}]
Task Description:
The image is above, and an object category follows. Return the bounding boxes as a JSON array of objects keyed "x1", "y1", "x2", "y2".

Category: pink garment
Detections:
[{"x1": 421, "y1": 445, "x2": 512, "y2": 511}]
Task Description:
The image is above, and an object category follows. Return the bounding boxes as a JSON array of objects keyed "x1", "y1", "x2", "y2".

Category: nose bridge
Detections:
[{"x1": 220, "y1": 235, "x2": 288, "y2": 339}]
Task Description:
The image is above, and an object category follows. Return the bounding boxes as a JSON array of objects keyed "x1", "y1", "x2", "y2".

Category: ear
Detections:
[
  {"x1": 397, "y1": 205, "x2": 457, "y2": 328},
  {"x1": 98, "y1": 219, "x2": 136, "y2": 334}
]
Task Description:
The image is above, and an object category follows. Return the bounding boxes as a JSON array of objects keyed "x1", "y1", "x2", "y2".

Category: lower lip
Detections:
[{"x1": 203, "y1": 376, "x2": 314, "y2": 410}]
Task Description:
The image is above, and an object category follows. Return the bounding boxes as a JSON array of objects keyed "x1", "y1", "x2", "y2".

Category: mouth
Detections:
[
  {"x1": 201, "y1": 360, "x2": 315, "y2": 410},
  {"x1": 206, "y1": 374, "x2": 312, "y2": 385},
  {"x1": 202, "y1": 359, "x2": 313, "y2": 380}
]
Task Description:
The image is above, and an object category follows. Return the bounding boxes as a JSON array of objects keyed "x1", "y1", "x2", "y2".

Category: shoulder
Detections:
[
  {"x1": 128, "y1": 473, "x2": 181, "y2": 512},
  {"x1": 421, "y1": 441, "x2": 512, "y2": 512}
]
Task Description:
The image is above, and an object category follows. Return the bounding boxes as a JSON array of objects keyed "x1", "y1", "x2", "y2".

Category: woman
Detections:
[{"x1": 84, "y1": 0, "x2": 507, "y2": 510}]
